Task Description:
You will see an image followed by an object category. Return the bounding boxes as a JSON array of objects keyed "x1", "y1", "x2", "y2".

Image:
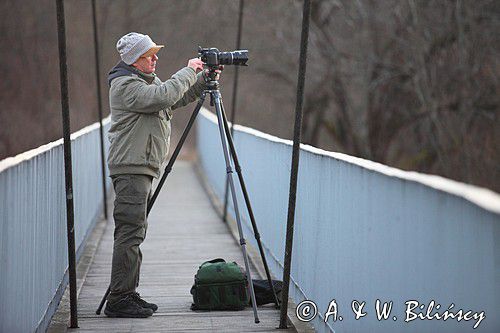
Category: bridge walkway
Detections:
[{"x1": 50, "y1": 160, "x2": 294, "y2": 332}]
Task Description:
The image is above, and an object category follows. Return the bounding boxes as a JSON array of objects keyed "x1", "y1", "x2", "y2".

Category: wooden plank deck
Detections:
[{"x1": 52, "y1": 161, "x2": 294, "y2": 332}]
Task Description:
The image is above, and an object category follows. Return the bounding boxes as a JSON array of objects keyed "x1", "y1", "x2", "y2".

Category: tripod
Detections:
[{"x1": 96, "y1": 73, "x2": 280, "y2": 323}]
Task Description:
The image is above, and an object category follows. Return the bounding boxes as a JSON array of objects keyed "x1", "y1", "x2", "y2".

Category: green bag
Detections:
[{"x1": 190, "y1": 258, "x2": 249, "y2": 310}]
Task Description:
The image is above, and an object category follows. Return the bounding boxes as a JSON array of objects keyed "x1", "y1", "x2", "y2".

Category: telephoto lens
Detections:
[{"x1": 218, "y1": 50, "x2": 248, "y2": 66}]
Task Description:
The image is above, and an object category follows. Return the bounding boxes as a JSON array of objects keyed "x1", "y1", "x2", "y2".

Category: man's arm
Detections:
[
  {"x1": 171, "y1": 72, "x2": 207, "y2": 110},
  {"x1": 112, "y1": 59, "x2": 204, "y2": 114},
  {"x1": 115, "y1": 67, "x2": 198, "y2": 113}
]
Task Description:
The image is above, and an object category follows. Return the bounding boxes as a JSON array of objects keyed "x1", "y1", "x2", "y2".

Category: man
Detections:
[{"x1": 105, "y1": 32, "x2": 213, "y2": 318}]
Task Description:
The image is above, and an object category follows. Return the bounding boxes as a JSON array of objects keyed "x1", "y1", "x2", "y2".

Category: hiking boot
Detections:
[
  {"x1": 131, "y1": 292, "x2": 158, "y2": 312},
  {"x1": 104, "y1": 295, "x2": 154, "y2": 318}
]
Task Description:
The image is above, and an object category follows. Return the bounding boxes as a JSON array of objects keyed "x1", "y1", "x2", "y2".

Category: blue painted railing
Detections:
[
  {"x1": 0, "y1": 119, "x2": 110, "y2": 333},
  {"x1": 196, "y1": 108, "x2": 500, "y2": 333}
]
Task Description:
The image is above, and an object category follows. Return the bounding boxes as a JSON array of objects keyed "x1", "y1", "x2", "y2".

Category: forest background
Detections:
[{"x1": 0, "y1": 0, "x2": 498, "y2": 192}]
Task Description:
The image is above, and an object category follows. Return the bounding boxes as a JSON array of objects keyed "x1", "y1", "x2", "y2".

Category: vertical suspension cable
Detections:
[
  {"x1": 91, "y1": 0, "x2": 108, "y2": 219},
  {"x1": 56, "y1": 0, "x2": 78, "y2": 328},
  {"x1": 279, "y1": 0, "x2": 311, "y2": 328},
  {"x1": 223, "y1": 0, "x2": 245, "y2": 223}
]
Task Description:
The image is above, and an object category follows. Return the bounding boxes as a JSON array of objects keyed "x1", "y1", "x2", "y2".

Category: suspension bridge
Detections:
[{"x1": 1, "y1": 0, "x2": 499, "y2": 332}]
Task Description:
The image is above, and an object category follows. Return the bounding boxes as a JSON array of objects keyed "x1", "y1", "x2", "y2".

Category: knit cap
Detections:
[{"x1": 116, "y1": 32, "x2": 164, "y2": 65}]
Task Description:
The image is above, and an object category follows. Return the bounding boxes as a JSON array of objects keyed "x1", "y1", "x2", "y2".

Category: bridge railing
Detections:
[
  {"x1": 196, "y1": 108, "x2": 500, "y2": 333},
  {"x1": 0, "y1": 119, "x2": 110, "y2": 333}
]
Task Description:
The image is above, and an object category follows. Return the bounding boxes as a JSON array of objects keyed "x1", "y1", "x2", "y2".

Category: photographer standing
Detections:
[{"x1": 105, "y1": 32, "x2": 212, "y2": 318}]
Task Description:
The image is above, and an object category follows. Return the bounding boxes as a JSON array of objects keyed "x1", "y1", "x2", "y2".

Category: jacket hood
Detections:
[{"x1": 108, "y1": 61, "x2": 155, "y2": 86}]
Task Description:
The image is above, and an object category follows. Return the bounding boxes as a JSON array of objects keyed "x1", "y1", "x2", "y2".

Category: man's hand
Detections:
[
  {"x1": 204, "y1": 65, "x2": 224, "y2": 81},
  {"x1": 188, "y1": 58, "x2": 204, "y2": 72}
]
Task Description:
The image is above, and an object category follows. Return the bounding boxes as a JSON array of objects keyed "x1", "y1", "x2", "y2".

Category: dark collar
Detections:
[{"x1": 108, "y1": 61, "x2": 156, "y2": 86}]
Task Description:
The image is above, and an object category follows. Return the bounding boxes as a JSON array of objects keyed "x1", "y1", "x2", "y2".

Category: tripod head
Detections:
[{"x1": 203, "y1": 65, "x2": 224, "y2": 91}]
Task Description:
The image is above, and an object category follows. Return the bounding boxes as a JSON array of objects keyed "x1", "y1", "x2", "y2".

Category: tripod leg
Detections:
[
  {"x1": 223, "y1": 176, "x2": 230, "y2": 223},
  {"x1": 96, "y1": 286, "x2": 110, "y2": 315},
  {"x1": 212, "y1": 91, "x2": 260, "y2": 324},
  {"x1": 219, "y1": 100, "x2": 281, "y2": 309},
  {"x1": 96, "y1": 93, "x2": 206, "y2": 314}
]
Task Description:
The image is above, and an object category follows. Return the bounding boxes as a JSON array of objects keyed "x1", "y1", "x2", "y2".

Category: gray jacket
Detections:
[{"x1": 107, "y1": 61, "x2": 206, "y2": 178}]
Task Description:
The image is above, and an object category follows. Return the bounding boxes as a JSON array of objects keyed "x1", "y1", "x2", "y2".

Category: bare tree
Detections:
[{"x1": 1, "y1": 0, "x2": 498, "y2": 191}]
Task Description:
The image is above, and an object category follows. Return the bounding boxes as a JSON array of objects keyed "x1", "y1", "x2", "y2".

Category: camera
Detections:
[{"x1": 198, "y1": 47, "x2": 249, "y2": 67}]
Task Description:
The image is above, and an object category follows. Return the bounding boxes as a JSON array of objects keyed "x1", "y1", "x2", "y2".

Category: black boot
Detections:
[
  {"x1": 131, "y1": 292, "x2": 158, "y2": 312},
  {"x1": 104, "y1": 294, "x2": 154, "y2": 318}
]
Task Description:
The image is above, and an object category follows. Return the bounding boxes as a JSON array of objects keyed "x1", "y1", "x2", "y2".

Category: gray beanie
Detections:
[{"x1": 116, "y1": 32, "x2": 164, "y2": 65}]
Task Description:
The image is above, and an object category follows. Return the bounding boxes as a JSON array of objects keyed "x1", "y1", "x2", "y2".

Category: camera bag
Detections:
[
  {"x1": 190, "y1": 258, "x2": 249, "y2": 310},
  {"x1": 251, "y1": 279, "x2": 283, "y2": 306}
]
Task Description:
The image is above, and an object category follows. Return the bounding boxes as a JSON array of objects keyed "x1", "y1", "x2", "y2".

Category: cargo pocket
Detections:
[
  {"x1": 113, "y1": 175, "x2": 148, "y2": 228},
  {"x1": 115, "y1": 195, "x2": 147, "y2": 224}
]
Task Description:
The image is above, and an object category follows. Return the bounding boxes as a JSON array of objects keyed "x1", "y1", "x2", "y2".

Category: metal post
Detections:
[
  {"x1": 279, "y1": 0, "x2": 311, "y2": 328},
  {"x1": 223, "y1": 0, "x2": 245, "y2": 223},
  {"x1": 56, "y1": 0, "x2": 78, "y2": 328},
  {"x1": 91, "y1": 0, "x2": 108, "y2": 219}
]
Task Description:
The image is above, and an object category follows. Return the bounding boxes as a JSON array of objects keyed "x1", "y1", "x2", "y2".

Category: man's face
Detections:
[{"x1": 133, "y1": 53, "x2": 158, "y2": 74}]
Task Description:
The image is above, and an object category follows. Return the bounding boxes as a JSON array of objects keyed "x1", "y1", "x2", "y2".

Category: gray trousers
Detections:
[{"x1": 108, "y1": 174, "x2": 153, "y2": 304}]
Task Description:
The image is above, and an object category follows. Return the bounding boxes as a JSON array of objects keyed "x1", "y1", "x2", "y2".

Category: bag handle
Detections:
[
  {"x1": 207, "y1": 258, "x2": 226, "y2": 263},
  {"x1": 200, "y1": 258, "x2": 226, "y2": 267}
]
